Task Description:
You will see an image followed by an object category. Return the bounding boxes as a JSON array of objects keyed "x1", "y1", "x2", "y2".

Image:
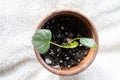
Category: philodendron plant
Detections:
[{"x1": 32, "y1": 29, "x2": 97, "y2": 54}]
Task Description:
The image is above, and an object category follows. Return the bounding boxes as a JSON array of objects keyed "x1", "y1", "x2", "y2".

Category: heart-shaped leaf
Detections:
[
  {"x1": 80, "y1": 38, "x2": 97, "y2": 48},
  {"x1": 62, "y1": 41, "x2": 79, "y2": 48},
  {"x1": 32, "y1": 29, "x2": 51, "y2": 54}
]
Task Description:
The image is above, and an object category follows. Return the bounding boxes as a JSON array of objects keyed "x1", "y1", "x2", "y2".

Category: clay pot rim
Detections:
[{"x1": 34, "y1": 10, "x2": 99, "y2": 76}]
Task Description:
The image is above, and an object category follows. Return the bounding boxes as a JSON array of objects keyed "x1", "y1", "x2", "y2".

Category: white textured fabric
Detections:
[{"x1": 0, "y1": 0, "x2": 120, "y2": 80}]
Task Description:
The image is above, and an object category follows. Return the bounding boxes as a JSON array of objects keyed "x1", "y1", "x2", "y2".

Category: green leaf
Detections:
[
  {"x1": 32, "y1": 29, "x2": 51, "y2": 54},
  {"x1": 62, "y1": 41, "x2": 79, "y2": 48},
  {"x1": 80, "y1": 38, "x2": 97, "y2": 48}
]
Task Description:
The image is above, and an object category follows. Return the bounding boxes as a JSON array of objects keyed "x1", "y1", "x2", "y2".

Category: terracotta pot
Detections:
[{"x1": 34, "y1": 10, "x2": 99, "y2": 76}]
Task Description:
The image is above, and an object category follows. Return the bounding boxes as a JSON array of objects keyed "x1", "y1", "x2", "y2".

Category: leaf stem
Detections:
[
  {"x1": 50, "y1": 41, "x2": 65, "y2": 48},
  {"x1": 70, "y1": 38, "x2": 80, "y2": 42},
  {"x1": 50, "y1": 38, "x2": 80, "y2": 48}
]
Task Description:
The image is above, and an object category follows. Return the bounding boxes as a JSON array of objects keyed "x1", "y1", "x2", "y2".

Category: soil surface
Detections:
[{"x1": 41, "y1": 14, "x2": 90, "y2": 69}]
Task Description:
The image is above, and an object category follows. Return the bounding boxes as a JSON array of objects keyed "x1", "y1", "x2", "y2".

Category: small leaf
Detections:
[
  {"x1": 80, "y1": 38, "x2": 97, "y2": 48},
  {"x1": 62, "y1": 41, "x2": 79, "y2": 48},
  {"x1": 32, "y1": 29, "x2": 51, "y2": 54}
]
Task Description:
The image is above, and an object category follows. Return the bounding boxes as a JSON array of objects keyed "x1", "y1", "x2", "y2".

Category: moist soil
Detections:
[{"x1": 41, "y1": 14, "x2": 90, "y2": 70}]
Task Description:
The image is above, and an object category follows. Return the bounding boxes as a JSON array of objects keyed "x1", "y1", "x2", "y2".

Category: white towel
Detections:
[{"x1": 0, "y1": 0, "x2": 120, "y2": 80}]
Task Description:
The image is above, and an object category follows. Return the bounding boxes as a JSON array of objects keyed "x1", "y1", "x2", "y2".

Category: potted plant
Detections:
[{"x1": 32, "y1": 10, "x2": 99, "y2": 76}]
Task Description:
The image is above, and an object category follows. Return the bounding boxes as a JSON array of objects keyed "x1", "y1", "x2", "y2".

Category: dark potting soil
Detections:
[{"x1": 41, "y1": 14, "x2": 90, "y2": 70}]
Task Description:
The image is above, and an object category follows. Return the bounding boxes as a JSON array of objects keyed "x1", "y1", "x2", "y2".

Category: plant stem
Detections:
[
  {"x1": 50, "y1": 38, "x2": 80, "y2": 48},
  {"x1": 50, "y1": 41, "x2": 65, "y2": 48},
  {"x1": 70, "y1": 38, "x2": 80, "y2": 42}
]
